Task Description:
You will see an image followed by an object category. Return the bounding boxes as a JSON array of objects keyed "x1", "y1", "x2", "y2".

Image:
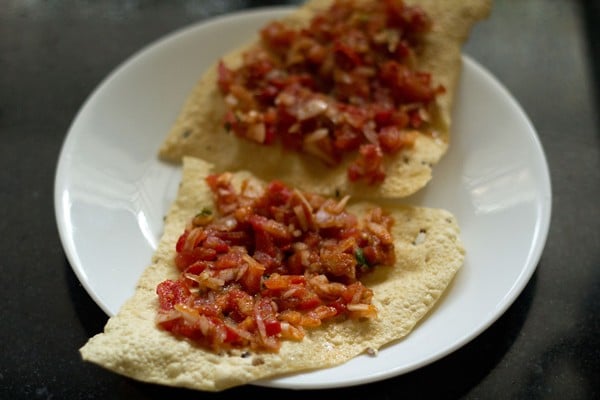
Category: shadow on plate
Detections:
[{"x1": 65, "y1": 259, "x2": 110, "y2": 337}]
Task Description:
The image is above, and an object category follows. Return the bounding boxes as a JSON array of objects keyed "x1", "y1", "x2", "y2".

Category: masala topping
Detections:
[
  {"x1": 156, "y1": 173, "x2": 395, "y2": 352},
  {"x1": 217, "y1": 0, "x2": 444, "y2": 184}
]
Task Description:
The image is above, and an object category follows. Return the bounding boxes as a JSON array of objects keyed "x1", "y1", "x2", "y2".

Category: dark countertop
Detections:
[{"x1": 1, "y1": 1, "x2": 599, "y2": 399}]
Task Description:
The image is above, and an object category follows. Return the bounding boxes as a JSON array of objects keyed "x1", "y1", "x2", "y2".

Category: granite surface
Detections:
[{"x1": 1, "y1": 1, "x2": 598, "y2": 398}]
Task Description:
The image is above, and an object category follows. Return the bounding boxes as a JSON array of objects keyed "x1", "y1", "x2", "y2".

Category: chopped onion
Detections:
[
  {"x1": 304, "y1": 141, "x2": 336, "y2": 165},
  {"x1": 282, "y1": 287, "x2": 301, "y2": 299},
  {"x1": 303, "y1": 128, "x2": 329, "y2": 144},
  {"x1": 155, "y1": 309, "x2": 181, "y2": 323},
  {"x1": 367, "y1": 221, "x2": 393, "y2": 244},
  {"x1": 362, "y1": 121, "x2": 379, "y2": 145},
  {"x1": 235, "y1": 264, "x2": 248, "y2": 281},
  {"x1": 226, "y1": 322, "x2": 254, "y2": 341},
  {"x1": 217, "y1": 268, "x2": 238, "y2": 282},
  {"x1": 255, "y1": 309, "x2": 267, "y2": 340},
  {"x1": 224, "y1": 93, "x2": 238, "y2": 106},
  {"x1": 293, "y1": 205, "x2": 309, "y2": 231},
  {"x1": 275, "y1": 91, "x2": 295, "y2": 107},
  {"x1": 194, "y1": 270, "x2": 225, "y2": 290},
  {"x1": 331, "y1": 195, "x2": 351, "y2": 214},
  {"x1": 346, "y1": 303, "x2": 369, "y2": 311},
  {"x1": 296, "y1": 98, "x2": 329, "y2": 120},
  {"x1": 314, "y1": 208, "x2": 331, "y2": 225},
  {"x1": 174, "y1": 304, "x2": 200, "y2": 324}
]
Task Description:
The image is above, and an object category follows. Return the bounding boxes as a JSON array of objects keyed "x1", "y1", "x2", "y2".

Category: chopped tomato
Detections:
[
  {"x1": 347, "y1": 144, "x2": 386, "y2": 184},
  {"x1": 156, "y1": 280, "x2": 190, "y2": 311}
]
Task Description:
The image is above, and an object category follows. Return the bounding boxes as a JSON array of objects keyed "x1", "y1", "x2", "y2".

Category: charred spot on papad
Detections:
[
  {"x1": 80, "y1": 156, "x2": 464, "y2": 391},
  {"x1": 158, "y1": 0, "x2": 491, "y2": 198}
]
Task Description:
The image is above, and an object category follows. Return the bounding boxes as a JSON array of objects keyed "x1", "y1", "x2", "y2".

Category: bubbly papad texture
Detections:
[
  {"x1": 80, "y1": 157, "x2": 465, "y2": 391},
  {"x1": 158, "y1": 0, "x2": 491, "y2": 198}
]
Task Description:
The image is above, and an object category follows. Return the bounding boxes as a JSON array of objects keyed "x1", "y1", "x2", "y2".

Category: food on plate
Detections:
[
  {"x1": 156, "y1": 168, "x2": 396, "y2": 352},
  {"x1": 158, "y1": 0, "x2": 491, "y2": 198},
  {"x1": 80, "y1": 157, "x2": 465, "y2": 391}
]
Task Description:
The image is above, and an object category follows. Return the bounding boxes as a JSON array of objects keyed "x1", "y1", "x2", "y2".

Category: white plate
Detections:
[{"x1": 54, "y1": 6, "x2": 551, "y2": 390}]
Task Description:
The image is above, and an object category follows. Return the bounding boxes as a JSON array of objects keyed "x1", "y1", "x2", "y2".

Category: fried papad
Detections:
[
  {"x1": 80, "y1": 156, "x2": 465, "y2": 391},
  {"x1": 158, "y1": 0, "x2": 491, "y2": 198}
]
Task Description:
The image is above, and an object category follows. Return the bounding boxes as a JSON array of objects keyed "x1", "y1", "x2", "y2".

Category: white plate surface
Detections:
[{"x1": 54, "y1": 6, "x2": 551, "y2": 390}]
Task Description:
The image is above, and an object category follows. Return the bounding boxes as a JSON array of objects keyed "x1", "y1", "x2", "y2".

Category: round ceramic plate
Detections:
[{"x1": 54, "y1": 6, "x2": 551, "y2": 390}]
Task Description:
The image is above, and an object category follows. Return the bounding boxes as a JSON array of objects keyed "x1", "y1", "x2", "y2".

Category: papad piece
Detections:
[
  {"x1": 158, "y1": 0, "x2": 491, "y2": 198},
  {"x1": 80, "y1": 156, "x2": 465, "y2": 391}
]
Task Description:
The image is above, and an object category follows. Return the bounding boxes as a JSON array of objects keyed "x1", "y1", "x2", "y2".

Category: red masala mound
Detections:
[
  {"x1": 217, "y1": 0, "x2": 443, "y2": 184},
  {"x1": 156, "y1": 172, "x2": 396, "y2": 352}
]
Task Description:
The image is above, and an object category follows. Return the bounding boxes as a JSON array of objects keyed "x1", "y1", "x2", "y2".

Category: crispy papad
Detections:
[
  {"x1": 80, "y1": 156, "x2": 465, "y2": 391},
  {"x1": 158, "y1": 0, "x2": 491, "y2": 198}
]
